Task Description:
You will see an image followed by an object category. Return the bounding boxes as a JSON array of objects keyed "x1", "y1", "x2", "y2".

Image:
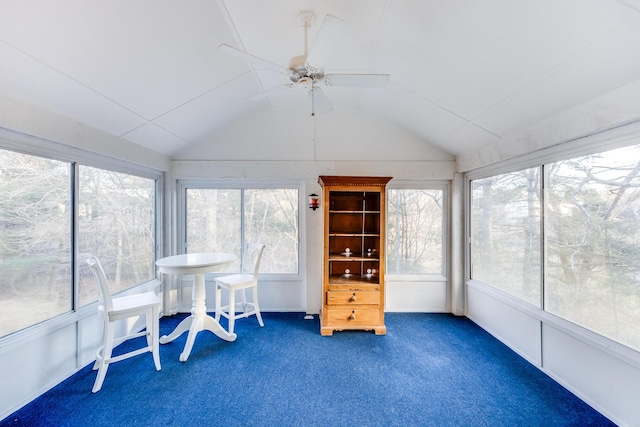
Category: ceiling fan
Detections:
[{"x1": 219, "y1": 10, "x2": 390, "y2": 116}]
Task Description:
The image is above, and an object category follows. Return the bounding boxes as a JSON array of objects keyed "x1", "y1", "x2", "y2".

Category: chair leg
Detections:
[
  {"x1": 214, "y1": 283, "x2": 222, "y2": 322},
  {"x1": 93, "y1": 322, "x2": 115, "y2": 393},
  {"x1": 241, "y1": 287, "x2": 248, "y2": 314},
  {"x1": 253, "y1": 285, "x2": 264, "y2": 327},
  {"x1": 93, "y1": 317, "x2": 109, "y2": 370},
  {"x1": 228, "y1": 287, "x2": 236, "y2": 334},
  {"x1": 92, "y1": 347, "x2": 103, "y2": 371},
  {"x1": 150, "y1": 307, "x2": 161, "y2": 371}
]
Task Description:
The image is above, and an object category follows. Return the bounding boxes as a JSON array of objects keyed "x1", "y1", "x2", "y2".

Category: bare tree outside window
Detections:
[
  {"x1": 78, "y1": 166, "x2": 156, "y2": 306},
  {"x1": 0, "y1": 150, "x2": 71, "y2": 337},
  {"x1": 387, "y1": 189, "x2": 444, "y2": 274},
  {"x1": 244, "y1": 189, "x2": 298, "y2": 274},
  {"x1": 546, "y1": 146, "x2": 640, "y2": 351},
  {"x1": 186, "y1": 187, "x2": 299, "y2": 274},
  {"x1": 186, "y1": 189, "x2": 241, "y2": 272},
  {"x1": 470, "y1": 168, "x2": 542, "y2": 306}
]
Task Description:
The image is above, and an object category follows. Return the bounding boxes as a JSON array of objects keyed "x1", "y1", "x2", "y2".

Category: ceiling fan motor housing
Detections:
[
  {"x1": 289, "y1": 54, "x2": 324, "y2": 83},
  {"x1": 289, "y1": 55, "x2": 307, "y2": 76}
]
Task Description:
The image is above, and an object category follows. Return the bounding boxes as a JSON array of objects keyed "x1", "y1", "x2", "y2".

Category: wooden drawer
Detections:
[
  {"x1": 326, "y1": 308, "x2": 381, "y2": 326},
  {"x1": 326, "y1": 290, "x2": 380, "y2": 305}
]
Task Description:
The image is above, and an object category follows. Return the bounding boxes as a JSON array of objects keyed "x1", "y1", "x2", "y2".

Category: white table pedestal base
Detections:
[{"x1": 160, "y1": 272, "x2": 236, "y2": 362}]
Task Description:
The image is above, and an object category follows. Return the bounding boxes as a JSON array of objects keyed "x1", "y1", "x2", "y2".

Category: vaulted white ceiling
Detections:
[{"x1": 1, "y1": 0, "x2": 639, "y2": 159}]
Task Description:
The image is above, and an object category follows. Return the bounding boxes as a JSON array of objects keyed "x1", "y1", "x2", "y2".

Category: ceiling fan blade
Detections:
[
  {"x1": 247, "y1": 84, "x2": 294, "y2": 101},
  {"x1": 324, "y1": 73, "x2": 390, "y2": 88},
  {"x1": 218, "y1": 44, "x2": 290, "y2": 74},
  {"x1": 308, "y1": 86, "x2": 333, "y2": 115},
  {"x1": 305, "y1": 15, "x2": 348, "y2": 71}
]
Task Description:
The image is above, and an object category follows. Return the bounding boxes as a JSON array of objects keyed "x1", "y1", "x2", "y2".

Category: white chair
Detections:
[
  {"x1": 215, "y1": 243, "x2": 266, "y2": 334},
  {"x1": 87, "y1": 257, "x2": 161, "y2": 393}
]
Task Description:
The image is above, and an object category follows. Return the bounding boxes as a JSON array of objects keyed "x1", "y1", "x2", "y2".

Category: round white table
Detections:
[{"x1": 156, "y1": 252, "x2": 237, "y2": 362}]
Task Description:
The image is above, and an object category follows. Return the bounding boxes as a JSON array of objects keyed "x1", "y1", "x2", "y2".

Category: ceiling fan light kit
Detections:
[{"x1": 219, "y1": 10, "x2": 390, "y2": 116}]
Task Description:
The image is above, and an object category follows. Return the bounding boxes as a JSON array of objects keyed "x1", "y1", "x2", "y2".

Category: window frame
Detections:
[
  {"x1": 177, "y1": 178, "x2": 304, "y2": 282},
  {"x1": 464, "y1": 121, "x2": 640, "y2": 353},
  {"x1": 0, "y1": 129, "x2": 163, "y2": 342},
  {"x1": 76, "y1": 163, "x2": 161, "y2": 307},
  {"x1": 468, "y1": 167, "x2": 543, "y2": 308},
  {"x1": 385, "y1": 180, "x2": 449, "y2": 283}
]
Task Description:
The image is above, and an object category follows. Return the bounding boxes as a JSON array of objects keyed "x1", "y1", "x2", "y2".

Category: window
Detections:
[
  {"x1": 545, "y1": 145, "x2": 640, "y2": 351},
  {"x1": 469, "y1": 143, "x2": 640, "y2": 352},
  {"x1": 387, "y1": 187, "x2": 445, "y2": 276},
  {"x1": 470, "y1": 169, "x2": 541, "y2": 306},
  {"x1": 183, "y1": 183, "x2": 299, "y2": 275},
  {"x1": 0, "y1": 150, "x2": 71, "y2": 337},
  {"x1": 0, "y1": 146, "x2": 160, "y2": 339},
  {"x1": 78, "y1": 166, "x2": 157, "y2": 306}
]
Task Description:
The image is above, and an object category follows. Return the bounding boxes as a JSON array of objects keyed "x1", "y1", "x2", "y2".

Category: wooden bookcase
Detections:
[{"x1": 318, "y1": 176, "x2": 392, "y2": 336}]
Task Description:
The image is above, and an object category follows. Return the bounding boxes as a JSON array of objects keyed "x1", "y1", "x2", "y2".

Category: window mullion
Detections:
[
  {"x1": 72, "y1": 162, "x2": 79, "y2": 311},
  {"x1": 240, "y1": 189, "x2": 245, "y2": 273}
]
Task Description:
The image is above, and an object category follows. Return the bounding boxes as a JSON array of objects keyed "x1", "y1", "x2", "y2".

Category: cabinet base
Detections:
[{"x1": 320, "y1": 325, "x2": 386, "y2": 336}]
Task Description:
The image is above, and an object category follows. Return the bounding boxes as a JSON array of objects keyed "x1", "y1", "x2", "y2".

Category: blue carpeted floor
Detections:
[{"x1": 2, "y1": 313, "x2": 614, "y2": 426}]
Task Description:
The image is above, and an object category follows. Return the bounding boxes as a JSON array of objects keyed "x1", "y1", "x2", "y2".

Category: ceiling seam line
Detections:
[
  {"x1": 147, "y1": 70, "x2": 255, "y2": 122},
  {"x1": 0, "y1": 39, "x2": 154, "y2": 123}
]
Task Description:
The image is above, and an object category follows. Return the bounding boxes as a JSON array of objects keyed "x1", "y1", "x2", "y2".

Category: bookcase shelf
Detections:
[{"x1": 318, "y1": 175, "x2": 391, "y2": 336}]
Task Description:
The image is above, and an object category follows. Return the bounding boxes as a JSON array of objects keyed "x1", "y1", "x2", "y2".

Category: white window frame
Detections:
[
  {"x1": 464, "y1": 120, "x2": 640, "y2": 357},
  {"x1": 0, "y1": 128, "x2": 163, "y2": 343},
  {"x1": 177, "y1": 178, "x2": 304, "y2": 282},
  {"x1": 385, "y1": 180, "x2": 449, "y2": 283}
]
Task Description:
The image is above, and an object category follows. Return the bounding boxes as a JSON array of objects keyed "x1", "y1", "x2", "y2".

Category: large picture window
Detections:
[
  {"x1": 470, "y1": 143, "x2": 640, "y2": 352},
  {"x1": 0, "y1": 150, "x2": 71, "y2": 337},
  {"x1": 387, "y1": 188, "x2": 445, "y2": 275},
  {"x1": 184, "y1": 184, "x2": 299, "y2": 275},
  {"x1": 545, "y1": 145, "x2": 640, "y2": 351},
  {"x1": 78, "y1": 166, "x2": 156, "y2": 306},
  {"x1": 470, "y1": 169, "x2": 541, "y2": 306},
  {"x1": 0, "y1": 147, "x2": 159, "y2": 339}
]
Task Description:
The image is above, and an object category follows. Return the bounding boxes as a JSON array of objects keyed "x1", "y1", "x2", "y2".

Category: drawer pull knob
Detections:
[
  {"x1": 349, "y1": 311, "x2": 356, "y2": 320},
  {"x1": 349, "y1": 293, "x2": 357, "y2": 302}
]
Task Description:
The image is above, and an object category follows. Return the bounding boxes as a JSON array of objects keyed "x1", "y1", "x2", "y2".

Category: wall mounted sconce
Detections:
[{"x1": 309, "y1": 193, "x2": 319, "y2": 210}]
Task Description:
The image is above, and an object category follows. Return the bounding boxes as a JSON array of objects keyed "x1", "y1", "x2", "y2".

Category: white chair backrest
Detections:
[
  {"x1": 243, "y1": 243, "x2": 266, "y2": 278},
  {"x1": 87, "y1": 257, "x2": 114, "y2": 313}
]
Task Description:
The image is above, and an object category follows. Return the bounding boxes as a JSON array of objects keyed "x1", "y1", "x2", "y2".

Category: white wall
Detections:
[{"x1": 175, "y1": 107, "x2": 454, "y2": 162}]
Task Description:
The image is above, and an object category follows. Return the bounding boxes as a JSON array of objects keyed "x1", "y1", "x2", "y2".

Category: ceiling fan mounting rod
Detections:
[{"x1": 298, "y1": 10, "x2": 315, "y2": 57}]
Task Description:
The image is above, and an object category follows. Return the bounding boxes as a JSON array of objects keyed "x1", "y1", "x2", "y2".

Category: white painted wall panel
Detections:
[
  {"x1": 78, "y1": 312, "x2": 103, "y2": 367},
  {"x1": 202, "y1": 279, "x2": 306, "y2": 313},
  {"x1": 467, "y1": 283, "x2": 542, "y2": 366},
  {"x1": 542, "y1": 324, "x2": 640, "y2": 427},
  {"x1": 385, "y1": 281, "x2": 448, "y2": 312},
  {"x1": 0, "y1": 324, "x2": 77, "y2": 419},
  {"x1": 175, "y1": 108, "x2": 454, "y2": 162}
]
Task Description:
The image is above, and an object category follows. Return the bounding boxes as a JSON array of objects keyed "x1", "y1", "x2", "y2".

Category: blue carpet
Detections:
[{"x1": 1, "y1": 313, "x2": 614, "y2": 426}]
